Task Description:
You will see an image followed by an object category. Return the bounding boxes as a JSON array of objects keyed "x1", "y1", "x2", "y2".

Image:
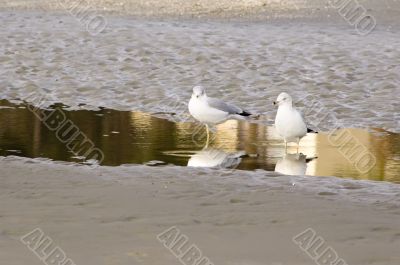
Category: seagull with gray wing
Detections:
[
  {"x1": 273, "y1": 92, "x2": 317, "y2": 152},
  {"x1": 188, "y1": 86, "x2": 251, "y2": 147}
]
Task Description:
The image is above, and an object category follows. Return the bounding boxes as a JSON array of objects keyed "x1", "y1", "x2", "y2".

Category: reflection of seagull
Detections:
[
  {"x1": 273, "y1": 92, "x2": 317, "y2": 152},
  {"x1": 275, "y1": 153, "x2": 317, "y2": 176},
  {"x1": 188, "y1": 86, "x2": 251, "y2": 147},
  {"x1": 187, "y1": 148, "x2": 246, "y2": 169}
]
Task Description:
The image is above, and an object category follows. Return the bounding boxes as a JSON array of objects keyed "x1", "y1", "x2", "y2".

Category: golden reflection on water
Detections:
[{"x1": 0, "y1": 100, "x2": 399, "y2": 183}]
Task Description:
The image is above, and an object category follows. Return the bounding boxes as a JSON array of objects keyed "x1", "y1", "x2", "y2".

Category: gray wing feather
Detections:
[{"x1": 206, "y1": 97, "x2": 243, "y2": 114}]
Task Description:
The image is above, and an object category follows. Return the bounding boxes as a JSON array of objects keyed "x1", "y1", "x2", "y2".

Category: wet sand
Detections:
[
  {"x1": 1, "y1": 12, "x2": 399, "y2": 132},
  {"x1": 0, "y1": 0, "x2": 399, "y2": 26},
  {"x1": 1, "y1": 156, "x2": 400, "y2": 265}
]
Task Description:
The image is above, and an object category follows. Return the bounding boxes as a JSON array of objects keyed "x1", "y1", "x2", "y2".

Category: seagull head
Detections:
[
  {"x1": 273, "y1": 92, "x2": 293, "y2": 107},
  {"x1": 192, "y1": 86, "x2": 206, "y2": 99}
]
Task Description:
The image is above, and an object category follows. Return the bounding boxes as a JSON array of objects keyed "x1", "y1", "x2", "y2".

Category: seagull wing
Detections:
[
  {"x1": 207, "y1": 97, "x2": 250, "y2": 116},
  {"x1": 294, "y1": 108, "x2": 318, "y2": 133}
]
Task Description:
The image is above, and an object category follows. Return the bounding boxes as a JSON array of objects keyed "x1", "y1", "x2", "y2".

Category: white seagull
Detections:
[
  {"x1": 275, "y1": 153, "x2": 317, "y2": 176},
  {"x1": 273, "y1": 92, "x2": 317, "y2": 151},
  {"x1": 188, "y1": 86, "x2": 251, "y2": 146}
]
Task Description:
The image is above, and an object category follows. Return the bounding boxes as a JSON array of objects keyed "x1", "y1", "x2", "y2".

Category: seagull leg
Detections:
[
  {"x1": 285, "y1": 141, "x2": 287, "y2": 153},
  {"x1": 297, "y1": 138, "x2": 300, "y2": 153},
  {"x1": 205, "y1": 124, "x2": 210, "y2": 148}
]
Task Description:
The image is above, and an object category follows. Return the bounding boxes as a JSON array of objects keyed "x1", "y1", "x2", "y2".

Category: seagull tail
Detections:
[
  {"x1": 307, "y1": 128, "x2": 318, "y2": 134},
  {"x1": 306, "y1": 157, "x2": 318, "y2": 163},
  {"x1": 237, "y1": 111, "x2": 252, "y2": 117}
]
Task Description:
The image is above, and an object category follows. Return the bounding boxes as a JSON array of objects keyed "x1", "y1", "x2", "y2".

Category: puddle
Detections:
[{"x1": 0, "y1": 99, "x2": 399, "y2": 183}]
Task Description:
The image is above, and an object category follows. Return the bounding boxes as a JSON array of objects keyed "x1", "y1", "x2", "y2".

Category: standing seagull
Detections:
[
  {"x1": 188, "y1": 86, "x2": 251, "y2": 147},
  {"x1": 273, "y1": 92, "x2": 317, "y2": 152}
]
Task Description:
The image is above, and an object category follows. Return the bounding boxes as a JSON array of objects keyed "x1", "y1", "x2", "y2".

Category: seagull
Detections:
[
  {"x1": 188, "y1": 86, "x2": 251, "y2": 146},
  {"x1": 273, "y1": 92, "x2": 317, "y2": 152}
]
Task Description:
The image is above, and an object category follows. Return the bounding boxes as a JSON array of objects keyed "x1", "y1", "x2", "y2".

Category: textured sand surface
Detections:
[
  {"x1": 1, "y1": 12, "x2": 399, "y2": 132},
  {"x1": 0, "y1": 0, "x2": 399, "y2": 23},
  {"x1": 1, "y1": 156, "x2": 400, "y2": 265}
]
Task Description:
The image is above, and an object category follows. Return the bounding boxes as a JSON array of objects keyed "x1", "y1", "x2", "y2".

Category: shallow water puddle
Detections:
[{"x1": 0, "y1": 99, "x2": 399, "y2": 183}]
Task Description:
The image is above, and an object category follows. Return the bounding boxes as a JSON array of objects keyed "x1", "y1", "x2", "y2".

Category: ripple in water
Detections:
[
  {"x1": 0, "y1": 100, "x2": 399, "y2": 183},
  {"x1": 0, "y1": 12, "x2": 399, "y2": 133}
]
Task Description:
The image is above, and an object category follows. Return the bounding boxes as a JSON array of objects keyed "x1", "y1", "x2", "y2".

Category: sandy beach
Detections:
[
  {"x1": 0, "y1": 1, "x2": 399, "y2": 265},
  {"x1": 1, "y1": 156, "x2": 400, "y2": 265}
]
